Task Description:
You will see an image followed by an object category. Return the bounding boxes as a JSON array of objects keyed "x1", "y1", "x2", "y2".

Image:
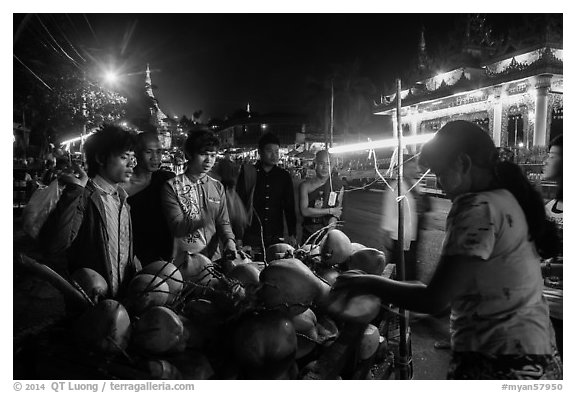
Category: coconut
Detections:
[
  {"x1": 144, "y1": 359, "x2": 183, "y2": 379},
  {"x1": 233, "y1": 311, "x2": 297, "y2": 371},
  {"x1": 227, "y1": 262, "x2": 260, "y2": 286},
  {"x1": 292, "y1": 308, "x2": 317, "y2": 334},
  {"x1": 350, "y1": 242, "x2": 367, "y2": 253},
  {"x1": 318, "y1": 267, "x2": 340, "y2": 285},
  {"x1": 140, "y1": 260, "x2": 183, "y2": 303},
  {"x1": 70, "y1": 268, "x2": 108, "y2": 303},
  {"x1": 176, "y1": 252, "x2": 213, "y2": 282},
  {"x1": 178, "y1": 314, "x2": 217, "y2": 349},
  {"x1": 168, "y1": 351, "x2": 215, "y2": 380},
  {"x1": 124, "y1": 273, "x2": 170, "y2": 315},
  {"x1": 347, "y1": 248, "x2": 387, "y2": 275},
  {"x1": 358, "y1": 324, "x2": 381, "y2": 360},
  {"x1": 74, "y1": 299, "x2": 131, "y2": 353},
  {"x1": 266, "y1": 243, "x2": 295, "y2": 262},
  {"x1": 258, "y1": 258, "x2": 331, "y2": 316},
  {"x1": 295, "y1": 333, "x2": 318, "y2": 360},
  {"x1": 132, "y1": 306, "x2": 185, "y2": 355},
  {"x1": 325, "y1": 291, "x2": 382, "y2": 324},
  {"x1": 221, "y1": 250, "x2": 252, "y2": 275},
  {"x1": 320, "y1": 229, "x2": 353, "y2": 266}
]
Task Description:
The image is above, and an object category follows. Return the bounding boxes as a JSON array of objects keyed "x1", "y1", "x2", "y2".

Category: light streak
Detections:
[{"x1": 328, "y1": 133, "x2": 435, "y2": 154}]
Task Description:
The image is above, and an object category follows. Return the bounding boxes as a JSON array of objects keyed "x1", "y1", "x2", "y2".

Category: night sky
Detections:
[{"x1": 13, "y1": 13, "x2": 546, "y2": 121}]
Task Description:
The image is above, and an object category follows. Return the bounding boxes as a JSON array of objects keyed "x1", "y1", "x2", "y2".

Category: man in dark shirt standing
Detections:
[
  {"x1": 237, "y1": 133, "x2": 297, "y2": 255},
  {"x1": 124, "y1": 132, "x2": 175, "y2": 265}
]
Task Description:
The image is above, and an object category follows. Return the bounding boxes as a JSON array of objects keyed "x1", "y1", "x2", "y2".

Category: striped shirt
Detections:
[{"x1": 92, "y1": 175, "x2": 131, "y2": 296}]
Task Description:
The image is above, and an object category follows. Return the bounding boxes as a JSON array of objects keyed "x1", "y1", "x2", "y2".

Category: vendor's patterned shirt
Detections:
[{"x1": 443, "y1": 189, "x2": 554, "y2": 356}]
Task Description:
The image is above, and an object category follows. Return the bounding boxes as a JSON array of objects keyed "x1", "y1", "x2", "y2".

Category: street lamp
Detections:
[{"x1": 104, "y1": 71, "x2": 118, "y2": 85}]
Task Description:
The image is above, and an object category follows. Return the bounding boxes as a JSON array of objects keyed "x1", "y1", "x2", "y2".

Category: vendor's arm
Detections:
[
  {"x1": 333, "y1": 254, "x2": 481, "y2": 314},
  {"x1": 161, "y1": 182, "x2": 209, "y2": 237}
]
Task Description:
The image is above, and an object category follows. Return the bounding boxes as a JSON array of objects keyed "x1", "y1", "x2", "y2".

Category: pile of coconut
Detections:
[{"x1": 59, "y1": 229, "x2": 390, "y2": 380}]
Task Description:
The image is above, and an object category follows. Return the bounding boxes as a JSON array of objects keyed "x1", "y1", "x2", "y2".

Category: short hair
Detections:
[
  {"x1": 135, "y1": 132, "x2": 160, "y2": 153},
  {"x1": 184, "y1": 129, "x2": 220, "y2": 158},
  {"x1": 84, "y1": 124, "x2": 136, "y2": 178},
  {"x1": 258, "y1": 132, "x2": 280, "y2": 151}
]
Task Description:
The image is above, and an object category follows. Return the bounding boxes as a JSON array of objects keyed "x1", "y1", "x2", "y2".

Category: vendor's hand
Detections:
[
  {"x1": 331, "y1": 270, "x2": 373, "y2": 296},
  {"x1": 59, "y1": 164, "x2": 88, "y2": 188}
]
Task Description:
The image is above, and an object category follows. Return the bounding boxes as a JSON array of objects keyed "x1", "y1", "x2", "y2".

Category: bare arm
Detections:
[{"x1": 333, "y1": 254, "x2": 481, "y2": 314}]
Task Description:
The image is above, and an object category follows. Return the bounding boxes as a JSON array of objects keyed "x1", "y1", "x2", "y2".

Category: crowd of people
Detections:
[{"x1": 25, "y1": 120, "x2": 562, "y2": 379}]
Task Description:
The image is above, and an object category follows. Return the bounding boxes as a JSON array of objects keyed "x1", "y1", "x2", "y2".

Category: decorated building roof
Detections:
[{"x1": 374, "y1": 44, "x2": 563, "y2": 114}]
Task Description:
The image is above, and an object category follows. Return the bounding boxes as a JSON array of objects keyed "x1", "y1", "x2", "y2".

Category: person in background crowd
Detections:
[
  {"x1": 40, "y1": 124, "x2": 141, "y2": 299},
  {"x1": 236, "y1": 133, "x2": 297, "y2": 256},
  {"x1": 381, "y1": 155, "x2": 430, "y2": 282},
  {"x1": 541, "y1": 134, "x2": 563, "y2": 358},
  {"x1": 333, "y1": 120, "x2": 562, "y2": 379},
  {"x1": 161, "y1": 130, "x2": 236, "y2": 264},
  {"x1": 42, "y1": 157, "x2": 69, "y2": 186},
  {"x1": 123, "y1": 132, "x2": 175, "y2": 265},
  {"x1": 299, "y1": 149, "x2": 344, "y2": 243},
  {"x1": 542, "y1": 135, "x2": 562, "y2": 253},
  {"x1": 212, "y1": 152, "x2": 249, "y2": 241}
]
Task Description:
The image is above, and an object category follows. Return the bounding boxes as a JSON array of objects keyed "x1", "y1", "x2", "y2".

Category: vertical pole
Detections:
[
  {"x1": 330, "y1": 80, "x2": 334, "y2": 148},
  {"x1": 80, "y1": 75, "x2": 87, "y2": 165},
  {"x1": 396, "y1": 78, "x2": 411, "y2": 380}
]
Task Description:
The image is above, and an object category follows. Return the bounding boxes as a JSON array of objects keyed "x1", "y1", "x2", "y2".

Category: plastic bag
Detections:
[{"x1": 22, "y1": 180, "x2": 62, "y2": 239}]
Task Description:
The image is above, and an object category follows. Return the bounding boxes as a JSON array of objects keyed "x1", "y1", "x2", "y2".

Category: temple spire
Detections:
[
  {"x1": 144, "y1": 64, "x2": 169, "y2": 132},
  {"x1": 145, "y1": 63, "x2": 152, "y2": 86},
  {"x1": 417, "y1": 26, "x2": 430, "y2": 75}
]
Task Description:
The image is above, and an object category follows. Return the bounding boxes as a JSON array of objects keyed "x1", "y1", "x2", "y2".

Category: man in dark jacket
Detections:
[
  {"x1": 237, "y1": 133, "x2": 297, "y2": 253},
  {"x1": 40, "y1": 125, "x2": 141, "y2": 298}
]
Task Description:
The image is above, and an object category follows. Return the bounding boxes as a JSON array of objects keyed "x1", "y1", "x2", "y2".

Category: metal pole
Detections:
[
  {"x1": 395, "y1": 78, "x2": 411, "y2": 380},
  {"x1": 330, "y1": 80, "x2": 334, "y2": 148},
  {"x1": 80, "y1": 74, "x2": 87, "y2": 165}
]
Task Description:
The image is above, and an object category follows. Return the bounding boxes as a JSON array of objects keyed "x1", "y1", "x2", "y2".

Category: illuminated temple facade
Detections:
[{"x1": 374, "y1": 44, "x2": 563, "y2": 149}]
